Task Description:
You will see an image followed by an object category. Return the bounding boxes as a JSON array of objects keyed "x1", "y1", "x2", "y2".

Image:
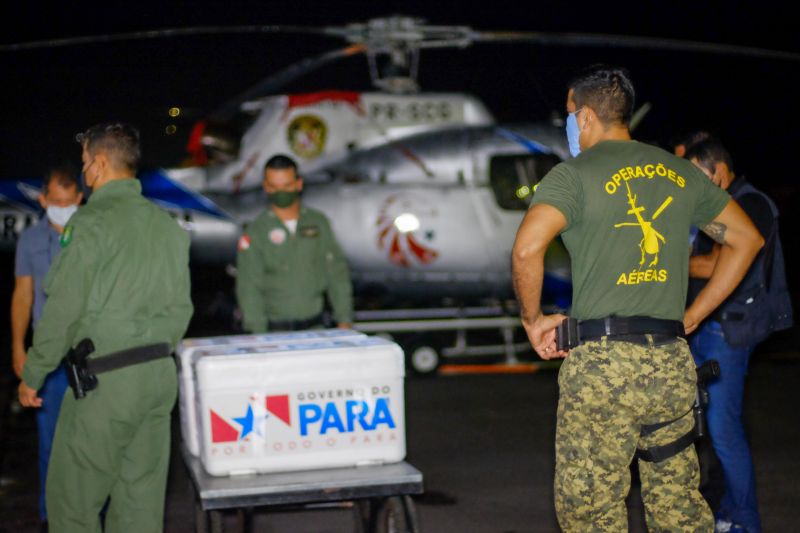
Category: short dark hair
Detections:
[
  {"x1": 671, "y1": 130, "x2": 714, "y2": 152},
  {"x1": 76, "y1": 122, "x2": 141, "y2": 172},
  {"x1": 264, "y1": 154, "x2": 298, "y2": 174},
  {"x1": 568, "y1": 65, "x2": 635, "y2": 126},
  {"x1": 43, "y1": 162, "x2": 80, "y2": 194},
  {"x1": 684, "y1": 138, "x2": 735, "y2": 175}
]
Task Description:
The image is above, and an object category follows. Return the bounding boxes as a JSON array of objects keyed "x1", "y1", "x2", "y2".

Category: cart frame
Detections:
[{"x1": 183, "y1": 446, "x2": 423, "y2": 533}]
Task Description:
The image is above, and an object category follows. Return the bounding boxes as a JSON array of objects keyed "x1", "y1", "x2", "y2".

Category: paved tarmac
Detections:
[{"x1": 1, "y1": 327, "x2": 798, "y2": 532}]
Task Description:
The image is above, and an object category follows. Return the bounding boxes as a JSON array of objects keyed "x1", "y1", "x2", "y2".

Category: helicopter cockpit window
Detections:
[{"x1": 489, "y1": 153, "x2": 560, "y2": 210}]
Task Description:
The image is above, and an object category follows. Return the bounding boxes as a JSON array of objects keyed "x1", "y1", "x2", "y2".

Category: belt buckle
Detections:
[{"x1": 603, "y1": 317, "x2": 613, "y2": 336}]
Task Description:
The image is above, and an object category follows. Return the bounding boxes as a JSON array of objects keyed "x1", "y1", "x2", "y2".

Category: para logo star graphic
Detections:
[{"x1": 209, "y1": 395, "x2": 291, "y2": 443}]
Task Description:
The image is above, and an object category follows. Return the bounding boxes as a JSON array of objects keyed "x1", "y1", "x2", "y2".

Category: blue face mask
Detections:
[
  {"x1": 46, "y1": 204, "x2": 78, "y2": 227},
  {"x1": 566, "y1": 111, "x2": 581, "y2": 157}
]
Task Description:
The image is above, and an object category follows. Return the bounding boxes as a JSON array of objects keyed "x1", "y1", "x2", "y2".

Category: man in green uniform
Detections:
[
  {"x1": 512, "y1": 65, "x2": 763, "y2": 532},
  {"x1": 18, "y1": 123, "x2": 193, "y2": 532},
  {"x1": 236, "y1": 154, "x2": 353, "y2": 332}
]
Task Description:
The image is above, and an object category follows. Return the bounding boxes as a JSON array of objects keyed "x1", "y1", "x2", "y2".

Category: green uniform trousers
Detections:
[
  {"x1": 555, "y1": 336, "x2": 713, "y2": 532},
  {"x1": 45, "y1": 358, "x2": 177, "y2": 533}
]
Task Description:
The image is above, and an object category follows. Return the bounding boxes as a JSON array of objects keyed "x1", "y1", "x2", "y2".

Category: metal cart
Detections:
[{"x1": 183, "y1": 447, "x2": 423, "y2": 533}]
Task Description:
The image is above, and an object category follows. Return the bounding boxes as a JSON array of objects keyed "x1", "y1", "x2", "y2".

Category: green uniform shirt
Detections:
[
  {"x1": 531, "y1": 140, "x2": 730, "y2": 321},
  {"x1": 22, "y1": 179, "x2": 193, "y2": 390},
  {"x1": 235, "y1": 206, "x2": 353, "y2": 333}
]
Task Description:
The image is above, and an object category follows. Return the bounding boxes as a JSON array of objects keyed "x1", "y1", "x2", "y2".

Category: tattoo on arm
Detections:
[{"x1": 702, "y1": 221, "x2": 727, "y2": 244}]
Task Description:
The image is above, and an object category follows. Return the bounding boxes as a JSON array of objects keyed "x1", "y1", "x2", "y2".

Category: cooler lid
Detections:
[
  {"x1": 195, "y1": 337, "x2": 404, "y2": 390},
  {"x1": 177, "y1": 329, "x2": 366, "y2": 365}
]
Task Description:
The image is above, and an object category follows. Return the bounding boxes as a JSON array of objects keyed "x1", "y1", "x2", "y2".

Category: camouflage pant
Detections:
[{"x1": 555, "y1": 336, "x2": 713, "y2": 532}]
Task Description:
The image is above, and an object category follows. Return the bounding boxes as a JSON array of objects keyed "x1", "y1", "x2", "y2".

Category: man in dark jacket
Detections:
[{"x1": 687, "y1": 138, "x2": 792, "y2": 533}]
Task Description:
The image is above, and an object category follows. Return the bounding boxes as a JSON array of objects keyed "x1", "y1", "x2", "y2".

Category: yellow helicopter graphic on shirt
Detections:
[{"x1": 614, "y1": 180, "x2": 673, "y2": 268}]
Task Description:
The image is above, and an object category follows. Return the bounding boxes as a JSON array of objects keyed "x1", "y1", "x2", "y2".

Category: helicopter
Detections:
[
  {"x1": 2, "y1": 16, "x2": 798, "y2": 310},
  {"x1": 155, "y1": 91, "x2": 574, "y2": 305}
]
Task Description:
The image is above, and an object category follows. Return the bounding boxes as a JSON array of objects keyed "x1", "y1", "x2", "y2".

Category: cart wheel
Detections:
[
  {"x1": 406, "y1": 337, "x2": 441, "y2": 376},
  {"x1": 194, "y1": 500, "x2": 209, "y2": 533},
  {"x1": 352, "y1": 499, "x2": 373, "y2": 533},
  {"x1": 194, "y1": 502, "x2": 223, "y2": 533},
  {"x1": 209, "y1": 510, "x2": 224, "y2": 533},
  {"x1": 374, "y1": 495, "x2": 420, "y2": 533}
]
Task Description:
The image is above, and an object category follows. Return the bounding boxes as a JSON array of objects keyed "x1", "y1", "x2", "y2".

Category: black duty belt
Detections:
[
  {"x1": 65, "y1": 340, "x2": 173, "y2": 400},
  {"x1": 578, "y1": 316, "x2": 685, "y2": 343},
  {"x1": 268, "y1": 313, "x2": 324, "y2": 332},
  {"x1": 88, "y1": 343, "x2": 172, "y2": 374}
]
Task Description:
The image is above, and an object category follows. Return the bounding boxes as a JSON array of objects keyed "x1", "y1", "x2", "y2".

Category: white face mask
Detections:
[{"x1": 46, "y1": 205, "x2": 78, "y2": 227}]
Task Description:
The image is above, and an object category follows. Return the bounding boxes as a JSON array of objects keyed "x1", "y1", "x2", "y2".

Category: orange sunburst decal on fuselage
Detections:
[{"x1": 376, "y1": 195, "x2": 439, "y2": 267}]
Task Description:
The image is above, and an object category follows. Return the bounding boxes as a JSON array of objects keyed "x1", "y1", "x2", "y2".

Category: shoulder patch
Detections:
[
  {"x1": 60, "y1": 226, "x2": 73, "y2": 248},
  {"x1": 238, "y1": 234, "x2": 251, "y2": 251}
]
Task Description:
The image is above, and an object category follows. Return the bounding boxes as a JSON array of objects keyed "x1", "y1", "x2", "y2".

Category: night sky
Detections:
[
  {"x1": 1, "y1": 1, "x2": 797, "y2": 292},
  {"x1": 1, "y1": 1, "x2": 797, "y2": 174}
]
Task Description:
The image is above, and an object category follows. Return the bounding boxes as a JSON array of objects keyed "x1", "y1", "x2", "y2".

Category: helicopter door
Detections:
[
  {"x1": 482, "y1": 152, "x2": 563, "y2": 266},
  {"x1": 488, "y1": 153, "x2": 560, "y2": 211},
  {"x1": 483, "y1": 152, "x2": 571, "y2": 304}
]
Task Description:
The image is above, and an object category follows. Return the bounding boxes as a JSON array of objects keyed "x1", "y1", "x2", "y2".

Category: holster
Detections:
[
  {"x1": 64, "y1": 338, "x2": 97, "y2": 400},
  {"x1": 635, "y1": 359, "x2": 720, "y2": 462},
  {"x1": 692, "y1": 359, "x2": 720, "y2": 438},
  {"x1": 63, "y1": 339, "x2": 172, "y2": 400},
  {"x1": 555, "y1": 317, "x2": 579, "y2": 351}
]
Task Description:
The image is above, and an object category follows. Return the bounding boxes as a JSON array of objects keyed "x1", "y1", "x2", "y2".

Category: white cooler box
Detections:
[
  {"x1": 177, "y1": 329, "x2": 366, "y2": 457},
  {"x1": 180, "y1": 334, "x2": 406, "y2": 476}
]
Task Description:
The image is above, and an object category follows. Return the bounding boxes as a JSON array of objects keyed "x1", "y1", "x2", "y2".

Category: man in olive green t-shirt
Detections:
[
  {"x1": 236, "y1": 154, "x2": 353, "y2": 333},
  {"x1": 18, "y1": 123, "x2": 193, "y2": 532},
  {"x1": 512, "y1": 65, "x2": 763, "y2": 532},
  {"x1": 534, "y1": 139, "x2": 730, "y2": 322}
]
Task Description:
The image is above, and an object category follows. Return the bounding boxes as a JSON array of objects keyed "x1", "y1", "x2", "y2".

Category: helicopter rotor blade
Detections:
[
  {"x1": 0, "y1": 25, "x2": 330, "y2": 53},
  {"x1": 320, "y1": 19, "x2": 475, "y2": 50},
  {"x1": 2, "y1": 19, "x2": 796, "y2": 63},
  {"x1": 210, "y1": 44, "x2": 367, "y2": 121},
  {"x1": 629, "y1": 102, "x2": 652, "y2": 132},
  {"x1": 468, "y1": 30, "x2": 800, "y2": 62},
  {"x1": 3, "y1": 17, "x2": 796, "y2": 106}
]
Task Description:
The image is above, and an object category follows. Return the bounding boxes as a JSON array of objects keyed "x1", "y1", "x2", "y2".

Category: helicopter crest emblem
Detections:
[{"x1": 287, "y1": 114, "x2": 327, "y2": 159}]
